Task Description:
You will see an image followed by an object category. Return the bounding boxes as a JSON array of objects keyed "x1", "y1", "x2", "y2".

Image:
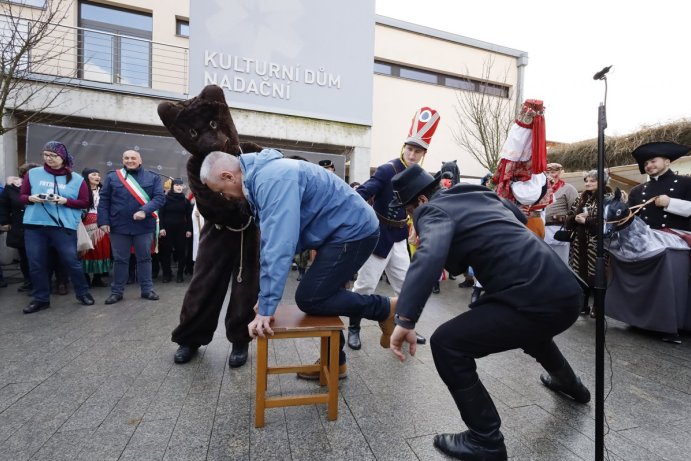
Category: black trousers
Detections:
[
  {"x1": 159, "y1": 229, "x2": 188, "y2": 278},
  {"x1": 430, "y1": 299, "x2": 581, "y2": 390}
]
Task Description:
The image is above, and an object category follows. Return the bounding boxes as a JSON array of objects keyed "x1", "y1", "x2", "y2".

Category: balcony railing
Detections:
[{"x1": 2, "y1": 15, "x2": 189, "y2": 97}]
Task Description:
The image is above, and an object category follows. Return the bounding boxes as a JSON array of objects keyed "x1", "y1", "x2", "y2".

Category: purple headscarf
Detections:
[{"x1": 43, "y1": 141, "x2": 74, "y2": 168}]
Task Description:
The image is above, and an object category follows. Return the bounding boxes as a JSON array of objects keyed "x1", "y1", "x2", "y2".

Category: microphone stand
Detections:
[{"x1": 594, "y1": 74, "x2": 608, "y2": 461}]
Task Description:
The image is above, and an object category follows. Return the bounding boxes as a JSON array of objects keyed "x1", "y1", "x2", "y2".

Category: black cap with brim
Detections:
[
  {"x1": 631, "y1": 142, "x2": 690, "y2": 174},
  {"x1": 318, "y1": 159, "x2": 334, "y2": 168},
  {"x1": 390, "y1": 164, "x2": 441, "y2": 207}
]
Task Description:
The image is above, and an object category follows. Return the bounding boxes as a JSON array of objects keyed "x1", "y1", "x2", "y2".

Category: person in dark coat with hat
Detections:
[
  {"x1": 158, "y1": 178, "x2": 193, "y2": 283},
  {"x1": 628, "y1": 142, "x2": 691, "y2": 231},
  {"x1": 388, "y1": 164, "x2": 590, "y2": 461},
  {"x1": 347, "y1": 107, "x2": 440, "y2": 350}
]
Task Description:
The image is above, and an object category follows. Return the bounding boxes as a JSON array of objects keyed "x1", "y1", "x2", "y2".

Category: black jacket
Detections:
[
  {"x1": 627, "y1": 169, "x2": 691, "y2": 231},
  {"x1": 0, "y1": 183, "x2": 26, "y2": 248},
  {"x1": 396, "y1": 185, "x2": 582, "y2": 325},
  {"x1": 159, "y1": 191, "x2": 193, "y2": 232}
]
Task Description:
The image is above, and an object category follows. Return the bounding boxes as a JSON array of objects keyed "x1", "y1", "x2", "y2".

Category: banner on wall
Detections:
[{"x1": 189, "y1": 0, "x2": 375, "y2": 126}]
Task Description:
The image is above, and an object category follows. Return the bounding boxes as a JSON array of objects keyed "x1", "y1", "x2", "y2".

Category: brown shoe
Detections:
[
  {"x1": 379, "y1": 297, "x2": 397, "y2": 348},
  {"x1": 296, "y1": 359, "x2": 347, "y2": 380}
]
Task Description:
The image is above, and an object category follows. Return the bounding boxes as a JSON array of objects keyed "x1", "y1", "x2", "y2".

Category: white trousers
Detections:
[{"x1": 352, "y1": 239, "x2": 410, "y2": 296}]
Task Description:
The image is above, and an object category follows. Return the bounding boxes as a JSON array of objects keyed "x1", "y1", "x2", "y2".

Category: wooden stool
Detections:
[{"x1": 255, "y1": 304, "x2": 345, "y2": 428}]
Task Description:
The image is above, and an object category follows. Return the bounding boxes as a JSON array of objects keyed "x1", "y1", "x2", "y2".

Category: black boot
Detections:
[
  {"x1": 228, "y1": 342, "x2": 249, "y2": 368},
  {"x1": 540, "y1": 360, "x2": 591, "y2": 404},
  {"x1": 470, "y1": 287, "x2": 483, "y2": 306},
  {"x1": 433, "y1": 379, "x2": 507, "y2": 461},
  {"x1": 432, "y1": 281, "x2": 440, "y2": 294},
  {"x1": 91, "y1": 274, "x2": 108, "y2": 287},
  {"x1": 347, "y1": 326, "x2": 361, "y2": 350}
]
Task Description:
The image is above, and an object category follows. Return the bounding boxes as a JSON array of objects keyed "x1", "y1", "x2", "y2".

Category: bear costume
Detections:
[{"x1": 157, "y1": 85, "x2": 261, "y2": 367}]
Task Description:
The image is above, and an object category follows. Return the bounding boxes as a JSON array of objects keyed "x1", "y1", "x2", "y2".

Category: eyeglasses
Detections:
[{"x1": 43, "y1": 153, "x2": 60, "y2": 159}]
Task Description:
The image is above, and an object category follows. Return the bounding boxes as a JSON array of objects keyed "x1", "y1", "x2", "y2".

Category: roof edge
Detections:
[{"x1": 375, "y1": 14, "x2": 528, "y2": 60}]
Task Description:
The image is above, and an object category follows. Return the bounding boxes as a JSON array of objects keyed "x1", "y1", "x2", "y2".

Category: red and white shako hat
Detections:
[{"x1": 405, "y1": 107, "x2": 440, "y2": 150}]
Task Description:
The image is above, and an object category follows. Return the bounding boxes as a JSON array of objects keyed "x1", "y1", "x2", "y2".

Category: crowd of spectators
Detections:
[{"x1": 0, "y1": 142, "x2": 195, "y2": 312}]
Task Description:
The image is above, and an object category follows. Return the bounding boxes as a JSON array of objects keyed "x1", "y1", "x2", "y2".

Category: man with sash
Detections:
[
  {"x1": 98, "y1": 150, "x2": 166, "y2": 304},
  {"x1": 347, "y1": 107, "x2": 439, "y2": 350}
]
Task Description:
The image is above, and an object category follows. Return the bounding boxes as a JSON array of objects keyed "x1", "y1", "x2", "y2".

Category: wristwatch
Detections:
[{"x1": 394, "y1": 313, "x2": 416, "y2": 330}]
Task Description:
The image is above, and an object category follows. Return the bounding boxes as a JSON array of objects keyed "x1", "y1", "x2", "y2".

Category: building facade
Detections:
[{"x1": 0, "y1": 0, "x2": 527, "y2": 186}]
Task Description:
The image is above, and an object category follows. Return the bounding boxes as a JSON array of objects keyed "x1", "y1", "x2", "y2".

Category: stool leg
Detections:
[
  {"x1": 319, "y1": 336, "x2": 328, "y2": 386},
  {"x1": 255, "y1": 336, "x2": 268, "y2": 428},
  {"x1": 327, "y1": 330, "x2": 340, "y2": 421}
]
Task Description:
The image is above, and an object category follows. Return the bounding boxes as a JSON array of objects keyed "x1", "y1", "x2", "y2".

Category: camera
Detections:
[{"x1": 37, "y1": 193, "x2": 58, "y2": 201}]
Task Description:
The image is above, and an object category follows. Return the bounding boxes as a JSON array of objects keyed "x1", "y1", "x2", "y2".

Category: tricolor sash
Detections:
[{"x1": 116, "y1": 168, "x2": 160, "y2": 252}]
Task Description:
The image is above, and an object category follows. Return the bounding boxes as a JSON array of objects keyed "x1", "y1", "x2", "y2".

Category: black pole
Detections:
[{"x1": 594, "y1": 81, "x2": 608, "y2": 461}]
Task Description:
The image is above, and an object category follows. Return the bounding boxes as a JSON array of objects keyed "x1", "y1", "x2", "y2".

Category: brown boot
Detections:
[{"x1": 379, "y1": 297, "x2": 397, "y2": 348}]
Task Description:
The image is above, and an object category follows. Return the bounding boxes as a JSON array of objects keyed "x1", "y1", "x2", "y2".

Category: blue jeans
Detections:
[
  {"x1": 295, "y1": 231, "x2": 390, "y2": 363},
  {"x1": 24, "y1": 226, "x2": 90, "y2": 302},
  {"x1": 110, "y1": 232, "x2": 154, "y2": 296}
]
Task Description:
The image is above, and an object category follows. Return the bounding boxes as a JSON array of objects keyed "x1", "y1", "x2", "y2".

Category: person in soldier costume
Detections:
[{"x1": 347, "y1": 107, "x2": 440, "y2": 350}]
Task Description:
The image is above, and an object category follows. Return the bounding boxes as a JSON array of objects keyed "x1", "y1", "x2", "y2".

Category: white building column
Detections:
[{"x1": 349, "y1": 145, "x2": 372, "y2": 184}]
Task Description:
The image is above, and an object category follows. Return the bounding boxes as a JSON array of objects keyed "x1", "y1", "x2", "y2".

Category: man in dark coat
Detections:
[
  {"x1": 388, "y1": 165, "x2": 590, "y2": 461},
  {"x1": 628, "y1": 142, "x2": 691, "y2": 231},
  {"x1": 98, "y1": 150, "x2": 165, "y2": 304}
]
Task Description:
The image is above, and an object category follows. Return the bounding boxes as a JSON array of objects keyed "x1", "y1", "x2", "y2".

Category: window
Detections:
[
  {"x1": 374, "y1": 60, "x2": 510, "y2": 98},
  {"x1": 373, "y1": 61, "x2": 392, "y2": 75},
  {"x1": 176, "y1": 18, "x2": 189, "y2": 37},
  {"x1": 7, "y1": 0, "x2": 46, "y2": 7},
  {"x1": 78, "y1": 1, "x2": 152, "y2": 87}
]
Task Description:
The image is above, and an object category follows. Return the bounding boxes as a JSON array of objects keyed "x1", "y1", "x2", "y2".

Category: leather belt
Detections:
[{"x1": 376, "y1": 213, "x2": 407, "y2": 229}]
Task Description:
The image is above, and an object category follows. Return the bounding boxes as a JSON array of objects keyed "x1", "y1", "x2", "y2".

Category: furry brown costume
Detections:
[{"x1": 158, "y1": 85, "x2": 261, "y2": 351}]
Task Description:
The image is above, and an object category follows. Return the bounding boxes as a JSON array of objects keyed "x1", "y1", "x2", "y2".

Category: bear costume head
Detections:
[{"x1": 157, "y1": 85, "x2": 262, "y2": 226}]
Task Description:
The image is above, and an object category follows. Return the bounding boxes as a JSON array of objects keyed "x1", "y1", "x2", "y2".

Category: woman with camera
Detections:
[{"x1": 20, "y1": 141, "x2": 95, "y2": 313}]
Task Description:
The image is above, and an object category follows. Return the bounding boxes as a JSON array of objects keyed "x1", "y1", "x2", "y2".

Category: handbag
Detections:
[
  {"x1": 77, "y1": 221, "x2": 94, "y2": 253},
  {"x1": 553, "y1": 224, "x2": 574, "y2": 243}
]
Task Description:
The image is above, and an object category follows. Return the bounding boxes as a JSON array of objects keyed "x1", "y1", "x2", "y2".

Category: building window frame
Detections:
[
  {"x1": 175, "y1": 18, "x2": 189, "y2": 37},
  {"x1": 77, "y1": 0, "x2": 153, "y2": 87},
  {"x1": 374, "y1": 59, "x2": 510, "y2": 98}
]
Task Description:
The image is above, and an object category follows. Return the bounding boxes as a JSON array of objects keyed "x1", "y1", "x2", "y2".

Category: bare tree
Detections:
[
  {"x1": 0, "y1": 0, "x2": 74, "y2": 136},
  {"x1": 452, "y1": 57, "x2": 515, "y2": 173}
]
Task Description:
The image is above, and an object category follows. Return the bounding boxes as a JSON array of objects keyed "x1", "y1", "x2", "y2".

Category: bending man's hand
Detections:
[
  {"x1": 248, "y1": 314, "x2": 274, "y2": 339},
  {"x1": 390, "y1": 325, "x2": 418, "y2": 362}
]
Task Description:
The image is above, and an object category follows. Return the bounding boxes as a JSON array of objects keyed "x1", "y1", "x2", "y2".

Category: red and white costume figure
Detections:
[{"x1": 492, "y1": 100, "x2": 553, "y2": 236}]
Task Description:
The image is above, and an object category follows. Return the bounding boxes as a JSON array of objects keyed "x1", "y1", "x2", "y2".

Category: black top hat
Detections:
[
  {"x1": 172, "y1": 177, "x2": 184, "y2": 185},
  {"x1": 631, "y1": 142, "x2": 690, "y2": 174},
  {"x1": 390, "y1": 164, "x2": 441, "y2": 207},
  {"x1": 318, "y1": 159, "x2": 334, "y2": 168}
]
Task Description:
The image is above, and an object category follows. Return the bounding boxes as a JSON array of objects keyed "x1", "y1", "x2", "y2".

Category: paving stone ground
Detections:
[{"x1": 1, "y1": 262, "x2": 690, "y2": 460}]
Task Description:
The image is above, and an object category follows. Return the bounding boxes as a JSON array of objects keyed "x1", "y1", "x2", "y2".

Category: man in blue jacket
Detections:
[
  {"x1": 199, "y1": 149, "x2": 397, "y2": 378},
  {"x1": 98, "y1": 150, "x2": 166, "y2": 304}
]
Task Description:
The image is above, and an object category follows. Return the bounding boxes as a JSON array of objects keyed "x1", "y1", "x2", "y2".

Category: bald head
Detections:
[
  {"x1": 122, "y1": 150, "x2": 142, "y2": 169},
  {"x1": 200, "y1": 151, "x2": 245, "y2": 200}
]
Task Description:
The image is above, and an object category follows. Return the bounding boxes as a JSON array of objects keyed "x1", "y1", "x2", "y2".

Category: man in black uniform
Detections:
[
  {"x1": 388, "y1": 165, "x2": 590, "y2": 461},
  {"x1": 628, "y1": 142, "x2": 691, "y2": 231}
]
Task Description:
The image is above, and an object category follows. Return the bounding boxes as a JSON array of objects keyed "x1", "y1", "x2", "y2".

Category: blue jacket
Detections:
[
  {"x1": 240, "y1": 149, "x2": 378, "y2": 316},
  {"x1": 22, "y1": 167, "x2": 85, "y2": 230},
  {"x1": 97, "y1": 166, "x2": 165, "y2": 235}
]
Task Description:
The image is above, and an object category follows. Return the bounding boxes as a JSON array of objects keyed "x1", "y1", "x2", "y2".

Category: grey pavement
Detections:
[{"x1": 0, "y1": 263, "x2": 690, "y2": 460}]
